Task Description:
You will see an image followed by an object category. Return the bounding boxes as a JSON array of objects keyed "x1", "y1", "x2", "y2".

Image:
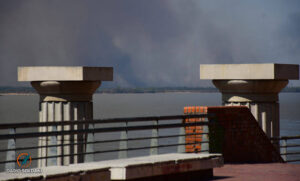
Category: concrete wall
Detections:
[{"x1": 184, "y1": 106, "x2": 284, "y2": 163}]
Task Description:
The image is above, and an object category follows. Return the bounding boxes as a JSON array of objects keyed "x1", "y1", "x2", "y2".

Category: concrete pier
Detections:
[
  {"x1": 200, "y1": 64, "x2": 299, "y2": 140},
  {"x1": 18, "y1": 66, "x2": 113, "y2": 167}
]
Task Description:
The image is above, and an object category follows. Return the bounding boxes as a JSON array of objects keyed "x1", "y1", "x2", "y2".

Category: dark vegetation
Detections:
[{"x1": 0, "y1": 86, "x2": 299, "y2": 94}]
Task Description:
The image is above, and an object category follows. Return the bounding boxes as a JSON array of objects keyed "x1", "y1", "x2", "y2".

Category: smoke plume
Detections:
[{"x1": 0, "y1": 0, "x2": 299, "y2": 87}]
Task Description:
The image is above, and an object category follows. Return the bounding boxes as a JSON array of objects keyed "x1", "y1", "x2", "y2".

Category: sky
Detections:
[{"x1": 0, "y1": 0, "x2": 300, "y2": 87}]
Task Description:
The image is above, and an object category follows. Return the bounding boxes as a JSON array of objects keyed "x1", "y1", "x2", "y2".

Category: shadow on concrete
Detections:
[{"x1": 205, "y1": 176, "x2": 233, "y2": 180}]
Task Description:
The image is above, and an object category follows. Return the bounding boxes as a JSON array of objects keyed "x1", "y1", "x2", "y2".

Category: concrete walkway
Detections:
[{"x1": 212, "y1": 163, "x2": 300, "y2": 181}]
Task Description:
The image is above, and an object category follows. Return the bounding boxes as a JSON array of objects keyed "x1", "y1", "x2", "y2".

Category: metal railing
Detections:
[
  {"x1": 271, "y1": 135, "x2": 300, "y2": 163},
  {"x1": 0, "y1": 114, "x2": 211, "y2": 170}
]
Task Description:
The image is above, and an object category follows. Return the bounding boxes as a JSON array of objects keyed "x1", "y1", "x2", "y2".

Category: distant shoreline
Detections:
[
  {"x1": 0, "y1": 91, "x2": 217, "y2": 96},
  {"x1": 0, "y1": 93, "x2": 37, "y2": 96},
  {"x1": 1, "y1": 90, "x2": 300, "y2": 96},
  {"x1": 1, "y1": 86, "x2": 300, "y2": 95}
]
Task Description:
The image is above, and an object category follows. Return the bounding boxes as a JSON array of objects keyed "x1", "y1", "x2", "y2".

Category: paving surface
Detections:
[{"x1": 212, "y1": 163, "x2": 300, "y2": 181}]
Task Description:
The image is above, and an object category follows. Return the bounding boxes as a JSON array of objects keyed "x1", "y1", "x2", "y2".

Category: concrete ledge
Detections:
[
  {"x1": 0, "y1": 153, "x2": 223, "y2": 181},
  {"x1": 0, "y1": 163, "x2": 111, "y2": 181},
  {"x1": 200, "y1": 63, "x2": 299, "y2": 80},
  {"x1": 109, "y1": 153, "x2": 223, "y2": 180},
  {"x1": 18, "y1": 66, "x2": 113, "y2": 81}
]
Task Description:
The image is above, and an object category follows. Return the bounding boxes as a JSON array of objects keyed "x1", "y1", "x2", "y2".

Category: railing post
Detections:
[
  {"x1": 84, "y1": 103, "x2": 94, "y2": 162},
  {"x1": 201, "y1": 118, "x2": 209, "y2": 153},
  {"x1": 119, "y1": 121, "x2": 128, "y2": 159},
  {"x1": 177, "y1": 121, "x2": 186, "y2": 153},
  {"x1": 150, "y1": 119, "x2": 158, "y2": 155},
  {"x1": 282, "y1": 139, "x2": 287, "y2": 162},
  {"x1": 5, "y1": 128, "x2": 16, "y2": 170},
  {"x1": 85, "y1": 123, "x2": 94, "y2": 162},
  {"x1": 47, "y1": 102, "x2": 57, "y2": 166}
]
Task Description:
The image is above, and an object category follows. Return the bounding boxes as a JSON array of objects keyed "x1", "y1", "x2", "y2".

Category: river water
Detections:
[{"x1": 0, "y1": 92, "x2": 299, "y2": 168}]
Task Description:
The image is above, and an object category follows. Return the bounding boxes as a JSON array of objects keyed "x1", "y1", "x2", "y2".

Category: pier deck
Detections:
[{"x1": 214, "y1": 163, "x2": 300, "y2": 181}]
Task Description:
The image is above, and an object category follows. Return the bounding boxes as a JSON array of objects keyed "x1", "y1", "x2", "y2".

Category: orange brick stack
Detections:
[{"x1": 183, "y1": 106, "x2": 208, "y2": 153}]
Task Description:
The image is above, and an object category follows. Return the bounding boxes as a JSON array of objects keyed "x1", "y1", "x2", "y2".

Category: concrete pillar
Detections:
[
  {"x1": 200, "y1": 64, "x2": 299, "y2": 140},
  {"x1": 18, "y1": 66, "x2": 113, "y2": 167}
]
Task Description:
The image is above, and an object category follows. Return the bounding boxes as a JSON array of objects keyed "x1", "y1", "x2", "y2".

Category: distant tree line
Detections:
[
  {"x1": 96, "y1": 87, "x2": 218, "y2": 93},
  {"x1": 0, "y1": 87, "x2": 36, "y2": 93},
  {"x1": 0, "y1": 86, "x2": 299, "y2": 94}
]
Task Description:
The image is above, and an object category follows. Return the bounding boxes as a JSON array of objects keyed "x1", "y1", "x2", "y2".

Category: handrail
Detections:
[
  {"x1": 0, "y1": 132, "x2": 209, "y2": 153},
  {"x1": 0, "y1": 121, "x2": 210, "y2": 140},
  {"x1": 280, "y1": 151, "x2": 300, "y2": 156},
  {"x1": 280, "y1": 144, "x2": 300, "y2": 148},
  {"x1": 0, "y1": 114, "x2": 211, "y2": 129},
  {"x1": 271, "y1": 135, "x2": 300, "y2": 140}
]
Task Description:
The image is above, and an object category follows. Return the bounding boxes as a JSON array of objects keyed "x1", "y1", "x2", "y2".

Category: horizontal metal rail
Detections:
[
  {"x1": 0, "y1": 114, "x2": 211, "y2": 129},
  {"x1": 271, "y1": 135, "x2": 300, "y2": 140},
  {"x1": 286, "y1": 159, "x2": 300, "y2": 163},
  {"x1": 0, "y1": 121, "x2": 210, "y2": 140},
  {"x1": 0, "y1": 132, "x2": 209, "y2": 153},
  {"x1": 280, "y1": 144, "x2": 300, "y2": 148},
  {"x1": 280, "y1": 152, "x2": 300, "y2": 156}
]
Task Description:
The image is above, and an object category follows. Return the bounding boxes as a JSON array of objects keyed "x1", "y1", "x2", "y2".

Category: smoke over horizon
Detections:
[{"x1": 1, "y1": 1, "x2": 300, "y2": 87}]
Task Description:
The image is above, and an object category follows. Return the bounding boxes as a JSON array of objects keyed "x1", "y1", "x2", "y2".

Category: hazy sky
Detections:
[{"x1": 0, "y1": 0, "x2": 299, "y2": 87}]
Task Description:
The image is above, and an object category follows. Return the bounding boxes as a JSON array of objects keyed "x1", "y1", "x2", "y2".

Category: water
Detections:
[
  {"x1": 0, "y1": 92, "x2": 299, "y2": 167},
  {"x1": 1, "y1": 92, "x2": 299, "y2": 122},
  {"x1": 0, "y1": 92, "x2": 222, "y2": 122}
]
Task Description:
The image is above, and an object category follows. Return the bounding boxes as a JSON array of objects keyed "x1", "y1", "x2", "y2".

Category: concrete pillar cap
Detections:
[
  {"x1": 31, "y1": 81, "x2": 101, "y2": 101},
  {"x1": 18, "y1": 66, "x2": 113, "y2": 81},
  {"x1": 18, "y1": 66, "x2": 113, "y2": 102},
  {"x1": 200, "y1": 63, "x2": 299, "y2": 102},
  {"x1": 200, "y1": 63, "x2": 299, "y2": 80},
  {"x1": 213, "y1": 80, "x2": 289, "y2": 102}
]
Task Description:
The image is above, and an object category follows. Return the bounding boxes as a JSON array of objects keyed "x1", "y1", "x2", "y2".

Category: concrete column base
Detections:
[
  {"x1": 32, "y1": 81, "x2": 100, "y2": 167},
  {"x1": 38, "y1": 101, "x2": 93, "y2": 167}
]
